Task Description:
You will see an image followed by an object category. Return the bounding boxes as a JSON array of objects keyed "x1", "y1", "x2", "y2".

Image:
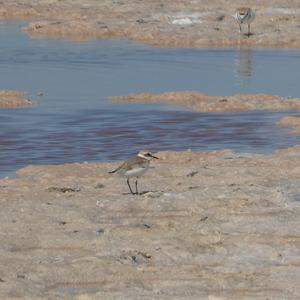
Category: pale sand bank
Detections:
[
  {"x1": 0, "y1": 1, "x2": 300, "y2": 48},
  {"x1": 279, "y1": 116, "x2": 300, "y2": 134},
  {"x1": 0, "y1": 146, "x2": 300, "y2": 299},
  {"x1": 0, "y1": 90, "x2": 32, "y2": 108},
  {"x1": 109, "y1": 92, "x2": 300, "y2": 113}
]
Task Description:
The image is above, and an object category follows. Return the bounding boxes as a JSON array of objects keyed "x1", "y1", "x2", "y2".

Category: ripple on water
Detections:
[{"x1": 1, "y1": 108, "x2": 300, "y2": 178}]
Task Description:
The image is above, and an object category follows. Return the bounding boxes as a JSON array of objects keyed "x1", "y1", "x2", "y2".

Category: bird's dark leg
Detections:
[
  {"x1": 135, "y1": 178, "x2": 139, "y2": 195},
  {"x1": 239, "y1": 23, "x2": 242, "y2": 33},
  {"x1": 127, "y1": 178, "x2": 134, "y2": 194},
  {"x1": 248, "y1": 24, "x2": 250, "y2": 37}
]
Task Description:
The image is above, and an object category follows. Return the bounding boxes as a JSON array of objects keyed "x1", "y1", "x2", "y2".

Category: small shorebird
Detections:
[
  {"x1": 234, "y1": 7, "x2": 255, "y2": 37},
  {"x1": 109, "y1": 150, "x2": 159, "y2": 195}
]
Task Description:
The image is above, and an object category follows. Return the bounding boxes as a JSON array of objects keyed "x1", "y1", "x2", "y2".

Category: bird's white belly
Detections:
[{"x1": 124, "y1": 167, "x2": 148, "y2": 178}]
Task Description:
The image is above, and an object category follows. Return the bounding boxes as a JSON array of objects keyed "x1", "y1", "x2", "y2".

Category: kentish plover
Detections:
[
  {"x1": 109, "y1": 150, "x2": 159, "y2": 195},
  {"x1": 234, "y1": 7, "x2": 255, "y2": 37}
]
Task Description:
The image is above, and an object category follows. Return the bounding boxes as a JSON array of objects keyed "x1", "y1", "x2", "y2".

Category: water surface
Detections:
[{"x1": 0, "y1": 22, "x2": 300, "y2": 177}]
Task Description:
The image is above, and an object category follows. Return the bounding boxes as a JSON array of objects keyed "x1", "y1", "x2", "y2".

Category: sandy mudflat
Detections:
[
  {"x1": 279, "y1": 116, "x2": 300, "y2": 134},
  {"x1": 109, "y1": 92, "x2": 300, "y2": 113},
  {"x1": 0, "y1": 146, "x2": 300, "y2": 299},
  {"x1": 0, "y1": 90, "x2": 32, "y2": 108},
  {"x1": 0, "y1": 0, "x2": 300, "y2": 48},
  {"x1": 1, "y1": 1, "x2": 300, "y2": 299}
]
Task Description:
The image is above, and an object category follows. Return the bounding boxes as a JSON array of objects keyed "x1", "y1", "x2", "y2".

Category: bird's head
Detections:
[
  {"x1": 237, "y1": 7, "x2": 249, "y2": 16},
  {"x1": 137, "y1": 150, "x2": 159, "y2": 160}
]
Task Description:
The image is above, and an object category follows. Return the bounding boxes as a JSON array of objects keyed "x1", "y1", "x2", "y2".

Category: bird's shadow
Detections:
[
  {"x1": 243, "y1": 32, "x2": 254, "y2": 37},
  {"x1": 122, "y1": 190, "x2": 160, "y2": 196}
]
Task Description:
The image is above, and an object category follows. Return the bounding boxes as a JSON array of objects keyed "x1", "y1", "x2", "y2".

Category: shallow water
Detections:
[{"x1": 0, "y1": 22, "x2": 300, "y2": 178}]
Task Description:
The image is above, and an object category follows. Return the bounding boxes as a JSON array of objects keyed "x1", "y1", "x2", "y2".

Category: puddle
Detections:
[{"x1": 0, "y1": 22, "x2": 300, "y2": 178}]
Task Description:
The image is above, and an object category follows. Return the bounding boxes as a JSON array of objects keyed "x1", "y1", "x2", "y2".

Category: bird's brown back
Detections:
[{"x1": 117, "y1": 156, "x2": 149, "y2": 171}]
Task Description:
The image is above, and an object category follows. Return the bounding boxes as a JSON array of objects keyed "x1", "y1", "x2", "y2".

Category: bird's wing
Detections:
[
  {"x1": 109, "y1": 156, "x2": 147, "y2": 173},
  {"x1": 120, "y1": 156, "x2": 148, "y2": 170}
]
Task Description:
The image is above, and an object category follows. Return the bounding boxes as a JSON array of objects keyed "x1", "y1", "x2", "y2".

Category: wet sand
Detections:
[
  {"x1": 1, "y1": 146, "x2": 300, "y2": 299},
  {"x1": 109, "y1": 92, "x2": 300, "y2": 113},
  {"x1": 279, "y1": 116, "x2": 300, "y2": 134},
  {"x1": 0, "y1": 1, "x2": 300, "y2": 48},
  {"x1": 0, "y1": 90, "x2": 32, "y2": 109}
]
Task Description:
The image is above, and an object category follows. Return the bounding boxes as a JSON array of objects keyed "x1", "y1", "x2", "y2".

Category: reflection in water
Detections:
[{"x1": 234, "y1": 48, "x2": 254, "y2": 85}]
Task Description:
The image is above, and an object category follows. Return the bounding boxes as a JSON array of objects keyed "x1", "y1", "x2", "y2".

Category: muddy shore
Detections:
[
  {"x1": 0, "y1": 90, "x2": 32, "y2": 109},
  {"x1": 0, "y1": 1, "x2": 300, "y2": 48},
  {"x1": 109, "y1": 92, "x2": 300, "y2": 113},
  {"x1": 0, "y1": 146, "x2": 300, "y2": 299},
  {"x1": 279, "y1": 116, "x2": 300, "y2": 134}
]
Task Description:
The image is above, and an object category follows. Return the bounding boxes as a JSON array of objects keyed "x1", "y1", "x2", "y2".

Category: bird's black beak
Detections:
[{"x1": 150, "y1": 154, "x2": 159, "y2": 159}]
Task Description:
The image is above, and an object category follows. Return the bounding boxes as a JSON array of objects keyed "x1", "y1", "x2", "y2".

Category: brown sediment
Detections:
[
  {"x1": 1, "y1": 145, "x2": 300, "y2": 298},
  {"x1": 109, "y1": 91, "x2": 300, "y2": 112},
  {"x1": 279, "y1": 116, "x2": 300, "y2": 134},
  {"x1": 0, "y1": 1, "x2": 300, "y2": 48},
  {"x1": 0, "y1": 90, "x2": 32, "y2": 108}
]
